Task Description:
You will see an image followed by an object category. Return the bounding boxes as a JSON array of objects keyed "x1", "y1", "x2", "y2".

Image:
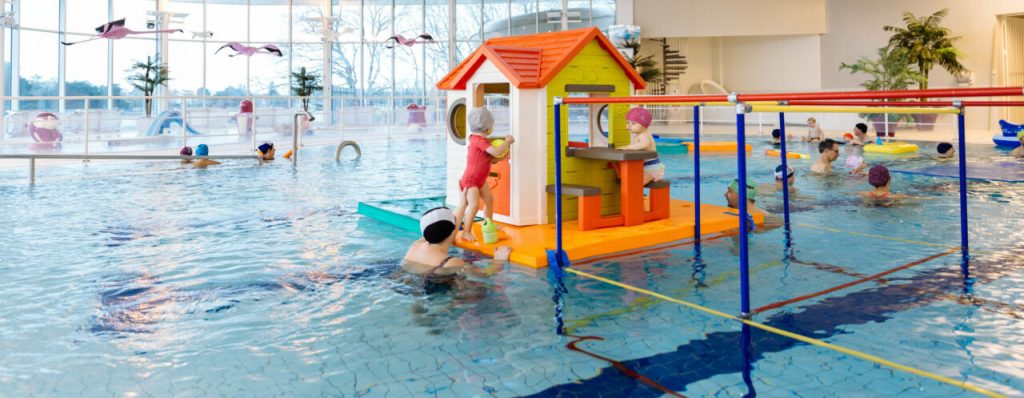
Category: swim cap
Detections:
[
  {"x1": 180, "y1": 146, "x2": 193, "y2": 156},
  {"x1": 855, "y1": 123, "x2": 868, "y2": 134},
  {"x1": 626, "y1": 107, "x2": 653, "y2": 128},
  {"x1": 774, "y1": 165, "x2": 794, "y2": 180},
  {"x1": 937, "y1": 142, "x2": 953, "y2": 154},
  {"x1": 1018, "y1": 131, "x2": 1024, "y2": 142},
  {"x1": 843, "y1": 133, "x2": 854, "y2": 140},
  {"x1": 420, "y1": 207, "x2": 456, "y2": 244},
  {"x1": 771, "y1": 129, "x2": 781, "y2": 139},
  {"x1": 258, "y1": 142, "x2": 274, "y2": 155},
  {"x1": 845, "y1": 155, "x2": 864, "y2": 169},
  {"x1": 468, "y1": 107, "x2": 494, "y2": 133},
  {"x1": 728, "y1": 177, "x2": 758, "y2": 198},
  {"x1": 868, "y1": 165, "x2": 891, "y2": 187},
  {"x1": 196, "y1": 144, "x2": 209, "y2": 156}
]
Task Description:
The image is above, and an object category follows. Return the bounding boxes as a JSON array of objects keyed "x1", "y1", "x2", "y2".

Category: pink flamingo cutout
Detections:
[
  {"x1": 61, "y1": 19, "x2": 182, "y2": 46},
  {"x1": 384, "y1": 34, "x2": 435, "y2": 49},
  {"x1": 215, "y1": 42, "x2": 284, "y2": 57}
]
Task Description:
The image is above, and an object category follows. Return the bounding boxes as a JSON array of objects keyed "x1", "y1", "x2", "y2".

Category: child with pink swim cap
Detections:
[{"x1": 615, "y1": 107, "x2": 663, "y2": 185}]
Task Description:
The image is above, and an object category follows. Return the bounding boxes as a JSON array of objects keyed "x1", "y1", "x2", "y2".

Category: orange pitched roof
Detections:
[{"x1": 436, "y1": 27, "x2": 646, "y2": 91}]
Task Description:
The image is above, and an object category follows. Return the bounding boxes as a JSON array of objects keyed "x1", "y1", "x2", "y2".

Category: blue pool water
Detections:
[{"x1": 0, "y1": 137, "x2": 1022, "y2": 397}]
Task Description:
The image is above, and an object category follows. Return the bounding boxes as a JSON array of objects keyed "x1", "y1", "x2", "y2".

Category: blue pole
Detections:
[
  {"x1": 736, "y1": 105, "x2": 751, "y2": 316},
  {"x1": 692, "y1": 105, "x2": 706, "y2": 285},
  {"x1": 956, "y1": 108, "x2": 972, "y2": 295},
  {"x1": 778, "y1": 112, "x2": 792, "y2": 235},
  {"x1": 555, "y1": 99, "x2": 564, "y2": 267},
  {"x1": 694, "y1": 105, "x2": 702, "y2": 245}
]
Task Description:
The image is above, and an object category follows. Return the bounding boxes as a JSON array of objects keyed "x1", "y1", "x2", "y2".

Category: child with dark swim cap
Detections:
[
  {"x1": 859, "y1": 165, "x2": 909, "y2": 204},
  {"x1": 771, "y1": 129, "x2": 781, "y2": 145},
  {"x1": 257, "y1": 142, "x2": 276, "y2": 161},
  {"x1": 936, "y1": 142, "x2": 955, "y2": 160},
  {"x1": 403, "y1": 207, "x2": 510, "y2": 278},
  {"x1": 179, "y1": 146, "x2": 193, "y2": 164}
]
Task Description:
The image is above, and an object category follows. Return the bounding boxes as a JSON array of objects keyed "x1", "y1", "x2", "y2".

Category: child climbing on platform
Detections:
[
  {"x1": 615, "y1": 107, "x2": 663, "y2": 185},
  {"x1": 454, "y1": 107, "x2": 514, "y2": 242}
]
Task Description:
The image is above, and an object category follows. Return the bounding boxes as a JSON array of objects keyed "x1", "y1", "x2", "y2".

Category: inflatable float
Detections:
[
  {"x1": 765, "y1": 148, "x2": 809, "y2": 159},
  {"x1": 993, "y1": 120, "x2": 1023, "y2": 148},
  {"x1": 684, "y1": 142, "x2": 752, "y2": 152},
  {"x1": 863, "y1": 141, "x2": 919, "y2": 154}
]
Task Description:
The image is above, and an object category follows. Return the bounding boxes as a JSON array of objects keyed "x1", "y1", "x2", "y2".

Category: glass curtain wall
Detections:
[{"x1": 5, "y1": 0, "x2": 616, "y2": 113}]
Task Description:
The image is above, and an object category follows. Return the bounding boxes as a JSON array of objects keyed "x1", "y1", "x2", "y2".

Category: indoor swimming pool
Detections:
[{"x1": 1, "y1": 137, "x2": 1022, "y2": 397}]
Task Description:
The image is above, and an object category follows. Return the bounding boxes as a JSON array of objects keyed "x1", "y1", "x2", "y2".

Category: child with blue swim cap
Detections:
[{"x1": 191, "y1": 144, "x2": 221, "y2": 168}]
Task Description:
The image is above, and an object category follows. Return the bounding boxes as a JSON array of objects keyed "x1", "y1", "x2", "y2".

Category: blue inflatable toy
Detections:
[{"x1": 993, "y1": 120, "x2": 1023, "y2": 148}]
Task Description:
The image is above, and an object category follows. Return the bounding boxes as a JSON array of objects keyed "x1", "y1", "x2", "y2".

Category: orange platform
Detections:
[{"x1": 456, "y1": 200, "x2": 764, "y2": 268}]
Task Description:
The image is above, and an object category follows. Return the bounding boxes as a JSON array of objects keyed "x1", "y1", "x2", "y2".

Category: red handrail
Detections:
[{"x1": 559, "y1": 86, "x2": 1024, "y2": 104}]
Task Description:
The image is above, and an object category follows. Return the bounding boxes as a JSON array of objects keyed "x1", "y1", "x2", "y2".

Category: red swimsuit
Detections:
[{"x1": 459, "y1": 134, "x2": 492, "y2": 190}]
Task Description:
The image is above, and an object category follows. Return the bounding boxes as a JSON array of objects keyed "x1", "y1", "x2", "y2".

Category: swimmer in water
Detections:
[
  {"x1": 859, "y1": 165, "x2": 911, "y2": 206},
  {"x1": 810, "y1": 139, "x2": 840, "y2": 176},
  {"x1": 257, "y1": 142, "x2": 276, "y2": 161},
  {"x1": 403, "y1": 207, "x2": 510, "y2": 279},
  {"x1": 936, "y1": 142, "x2": 956, "y2": 160},
  {"x1": 179, "y1": 146, "x2": 193, "y2": 164},
  {"x1": 191, "y1": 144, "x2": 221, "y2": 168}
]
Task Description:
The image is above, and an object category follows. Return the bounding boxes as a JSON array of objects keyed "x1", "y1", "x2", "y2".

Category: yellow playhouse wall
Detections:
[{"x1": 544, "y1": 40, "x2": 635, "y2": 222}]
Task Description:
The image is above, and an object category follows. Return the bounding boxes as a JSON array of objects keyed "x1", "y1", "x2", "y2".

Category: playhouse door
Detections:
[{"x1": 487, "y1": 158, "x2": 511, "y2": 217}]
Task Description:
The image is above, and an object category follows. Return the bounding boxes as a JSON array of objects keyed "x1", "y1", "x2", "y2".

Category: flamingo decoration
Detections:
[
  {"x1": 60, "y1": 19, "x2": 182, "y2": 46},
  {"x1": 215, "y1": 42, "x2": 284, "y2": 57},
  {"x1": 384, "y1": 34, "x2": 435, "y2": 49}
]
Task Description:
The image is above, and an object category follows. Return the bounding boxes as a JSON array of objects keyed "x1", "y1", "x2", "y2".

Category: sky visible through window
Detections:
[{"x1": 9, "y1": 0, "x2": 615, "y2": 107}]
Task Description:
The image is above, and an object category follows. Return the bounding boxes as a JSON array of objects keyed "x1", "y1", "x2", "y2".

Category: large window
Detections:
[{"x1": 9, "y1": 0, "x2": 615, "y2": 109}]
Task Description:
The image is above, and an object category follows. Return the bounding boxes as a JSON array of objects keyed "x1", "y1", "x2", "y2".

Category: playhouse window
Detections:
[
  {"x1": 447, "y1": 98, "x2": 467, "y2": 145},
  {"x1": 566, "y1": 92, "x2": 609, "y2": 146},
  {"x1": 481, "y1": 83, "x2": 512, "y2": 137}
]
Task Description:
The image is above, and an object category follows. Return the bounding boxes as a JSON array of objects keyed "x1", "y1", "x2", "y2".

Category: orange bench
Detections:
[{"x1": 547, "y1": 180, "x2": 671, "y2": 231}]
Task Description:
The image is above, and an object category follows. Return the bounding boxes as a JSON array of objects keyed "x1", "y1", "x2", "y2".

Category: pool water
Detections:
[{"x1": 0, "y1": 137, "x2": 1022, "y2": 397}]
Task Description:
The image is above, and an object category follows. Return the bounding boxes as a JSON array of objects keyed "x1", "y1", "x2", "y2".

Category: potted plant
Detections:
[
  {"x1": 840, "y1": 47, "x2": 925, "y2": 137},
  {"x1": 291, "y1": 66, "x2": 323, "y2": 122},
  {"x1": 127, "y1": 56, "x2": 170, "y2": 134},
  {"x1": 883, "y1": 8, "x2": 968, "y2": 130},
  {"x1": 622, "y1": 39, "x2": 663, "y2": 86}
]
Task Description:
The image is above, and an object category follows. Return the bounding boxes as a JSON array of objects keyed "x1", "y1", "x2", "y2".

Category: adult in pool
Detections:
[
  {"x1": 810, "y1": 139, "x2": 841, "y2": 176},
  {"x1": 403, "y1": 207, "x2": 510, "y2": 278}
]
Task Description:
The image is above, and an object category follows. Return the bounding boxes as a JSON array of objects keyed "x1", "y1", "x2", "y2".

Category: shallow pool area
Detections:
[{"x1": 1, "y1": 136, "x2": 1023, "y2": 397}]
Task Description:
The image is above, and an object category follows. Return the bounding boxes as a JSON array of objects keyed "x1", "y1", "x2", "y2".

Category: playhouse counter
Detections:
[{"x1": 566, "y1": 147, "x2": 657, "y2": 161}]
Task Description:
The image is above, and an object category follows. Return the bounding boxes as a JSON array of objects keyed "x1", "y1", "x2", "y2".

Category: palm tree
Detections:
[
  {"x1": 883, "y1": 8, "x2": 968, "y2": 91},
  {"x1": 126, "y1": 56, "x2": 170, "y2": 118},
  {"x1": 840, "y1": 46, "x2": 926, "y2": 133}
]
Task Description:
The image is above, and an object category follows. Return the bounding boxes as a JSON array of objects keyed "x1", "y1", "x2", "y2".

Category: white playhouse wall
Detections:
[{"x1": 444, "y1": 59, "x2": 549, "y2": 227}]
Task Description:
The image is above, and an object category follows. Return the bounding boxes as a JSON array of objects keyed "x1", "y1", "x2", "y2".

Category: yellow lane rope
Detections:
[{"x1": 563, "y1": 267, "x2": 1007, "y2": 398}]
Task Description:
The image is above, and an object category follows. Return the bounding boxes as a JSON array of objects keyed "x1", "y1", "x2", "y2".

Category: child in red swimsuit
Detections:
[{"x1": 454, "y1": 107, "x2": 515, "y2": 242}]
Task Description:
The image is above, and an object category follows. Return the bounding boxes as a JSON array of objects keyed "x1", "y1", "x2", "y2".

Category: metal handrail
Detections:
[{"x1": 0, "y1": 154, "x2": 261, "y2": 185}]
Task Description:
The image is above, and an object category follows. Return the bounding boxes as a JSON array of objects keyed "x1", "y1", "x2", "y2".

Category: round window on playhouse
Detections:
[{"x1": 448, "y1": 99, "x2": 467, "y2": 145}]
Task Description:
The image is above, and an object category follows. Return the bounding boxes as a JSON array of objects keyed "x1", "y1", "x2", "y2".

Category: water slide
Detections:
[{"x1": 146, "y1": 110, "x2": 202, "y2": 136}]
